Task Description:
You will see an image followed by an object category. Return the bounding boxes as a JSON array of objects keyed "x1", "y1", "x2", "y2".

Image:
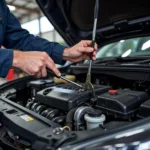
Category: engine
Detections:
[
  {"x1": 1, "y1": 75, "x2": 150, "y2": 150},
  {"x1": 25, "y1": 79, "x2": 149, "y2": 131}
]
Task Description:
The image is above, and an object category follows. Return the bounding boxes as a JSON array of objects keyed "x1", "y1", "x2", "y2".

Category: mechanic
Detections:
[{"x1": 0, "y1": 0, "x2": 97, "y2": 78}]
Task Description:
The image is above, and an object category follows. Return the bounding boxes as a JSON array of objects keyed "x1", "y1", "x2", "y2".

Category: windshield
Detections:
[{"x1": 96, "y1": 36, "x2": 150, "y2": 59}]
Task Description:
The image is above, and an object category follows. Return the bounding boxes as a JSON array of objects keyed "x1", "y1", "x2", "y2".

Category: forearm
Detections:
[
  {"x1": 4, "y1": 7, "x2": 66, "y2": 65},
  {"x1": 5, "y1": 30, "x2": 67, "y2": 65},
  {"x1": 19, "y1": 35, "x2": 67, "y2": 65}
]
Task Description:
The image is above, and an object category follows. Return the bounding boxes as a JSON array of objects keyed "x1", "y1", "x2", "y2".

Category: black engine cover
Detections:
[{"x1": 36, "y1": 83, "x2": 111, "y2": 111}]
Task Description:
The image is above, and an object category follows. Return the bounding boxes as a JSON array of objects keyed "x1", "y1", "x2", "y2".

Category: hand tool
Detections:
[
  {"x1": 47, "y1": 69, "x2": 83, "y2": 88},
  {"x1": 84, "y1": 0, "x2": 99, "y2": 97}
]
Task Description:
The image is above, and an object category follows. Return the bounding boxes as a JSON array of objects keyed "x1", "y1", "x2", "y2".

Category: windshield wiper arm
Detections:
[
  {"x1": 128, "y1": 59, "x2": 150, "y2": 64},
  {"x1": 94, "y1": 56, "x2": 150, "y2": 65}
]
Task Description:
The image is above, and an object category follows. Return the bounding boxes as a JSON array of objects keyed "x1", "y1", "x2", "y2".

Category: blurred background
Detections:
[{"x1": 0, "y1": 0, "x2": 66, "y2": 84}]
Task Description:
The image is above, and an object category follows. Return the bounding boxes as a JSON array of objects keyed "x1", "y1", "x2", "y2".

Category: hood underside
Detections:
[{"x1": 36, "y1": 0, "x2": 150, "y2": 46}]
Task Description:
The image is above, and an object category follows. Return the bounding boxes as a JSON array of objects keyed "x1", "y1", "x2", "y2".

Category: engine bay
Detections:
[
  {"x1": 25, "y1": 81, "x2": 149, "y2": 130},
  {"x1": 0, "y1": 73, "x2": 150, "y2": 149}
]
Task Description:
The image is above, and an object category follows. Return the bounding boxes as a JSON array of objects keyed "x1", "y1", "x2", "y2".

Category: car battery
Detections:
[
  {"x1": 138, "y1": 100, "x2": 150, "y2": 118},
  {"x1": 96, "y1": 89, "x2": 148, "y2": 119}
]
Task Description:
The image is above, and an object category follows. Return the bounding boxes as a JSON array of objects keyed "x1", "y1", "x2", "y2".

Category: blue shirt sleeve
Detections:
[
  {"x1": 3, "y1": 6, "x2": 66, "y2": 65},
  {"x1": 0, "y1": 49, "x2": 13, "y2": 77}
]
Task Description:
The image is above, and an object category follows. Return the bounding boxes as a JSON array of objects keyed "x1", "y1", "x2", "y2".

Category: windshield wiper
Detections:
[{"x1": 94, "y1": 56, "x2": 150, "y2": 65}]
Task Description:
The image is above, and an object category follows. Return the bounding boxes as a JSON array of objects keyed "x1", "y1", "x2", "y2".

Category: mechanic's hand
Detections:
[
  {"x1": 62, "y1": 40, "x2": 98, "y2": 62},
  {"x1": 12, "y1": 51, "x2": 60, "y2": 78}
]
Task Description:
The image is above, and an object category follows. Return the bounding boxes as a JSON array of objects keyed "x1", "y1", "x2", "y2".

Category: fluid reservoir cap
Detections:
[
  {"x1": 108, "y1": 90, "x2": 117, "y2": 95},
  {"x1": 87, "y1": 109, "x2": 102, "y2": 117}
]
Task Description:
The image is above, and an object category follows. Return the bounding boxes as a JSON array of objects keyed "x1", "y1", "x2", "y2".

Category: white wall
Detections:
[
  {"x1": 41, "y1": 30, "x2": 65, "y2": 44},
  {"x1": 21, "y1": 17, "x2": 66, "y2": 44}
]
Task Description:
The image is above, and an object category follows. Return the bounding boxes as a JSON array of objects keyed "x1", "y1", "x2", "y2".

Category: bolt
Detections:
[
  {"x1": 15, "y1": 135, "x2": 19, "y2": 140},
  {"x1": 32, "y1": 97, "x2": 35, "y2": 101},
  {"x1": 53, "y1": 127, "x2": 63, "y2": 135}
]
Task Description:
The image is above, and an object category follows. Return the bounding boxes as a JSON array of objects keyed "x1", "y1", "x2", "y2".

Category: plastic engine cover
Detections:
[
  {"x1": 36, "y1": 83, "x2": 111, "y2": 111},
  {"x1": 28, "y1": 79, "x2": 54, "y2": 97},
  {"x1": 138, "y1": 99, "x2": 150, "y2": 118},
  {"x1": 96, "y1": 89, "x2": 149, "y2": 119}
]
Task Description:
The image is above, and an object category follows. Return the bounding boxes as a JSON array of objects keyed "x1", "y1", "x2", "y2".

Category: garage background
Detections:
[
  {"x1": 6, "y1": 0, "x2": 65, "y2": 44},
  {"x1": 0, "y1": 0, "x2": 66, "y2": 83}
]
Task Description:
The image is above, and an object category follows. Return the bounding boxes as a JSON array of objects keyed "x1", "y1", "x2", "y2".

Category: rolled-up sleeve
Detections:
[
  {"x1": 0, "y1": 49, "x2": 13, "y2": 77},
  {"x1": 3, "y1": 7, "x2": 66, "y2": 65}
]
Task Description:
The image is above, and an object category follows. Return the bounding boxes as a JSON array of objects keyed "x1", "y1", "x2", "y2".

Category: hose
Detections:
[
  {"x1": 74, "y1": 106, "x2": 93, "y2": 130},
  {"x1": 66, "y1": 108, "x2": 77, "y2": 130}
]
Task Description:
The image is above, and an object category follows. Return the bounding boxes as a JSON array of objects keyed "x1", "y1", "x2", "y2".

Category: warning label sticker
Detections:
[{"x1": 20, "y1": 115, "x2": 34, "y2": 121}]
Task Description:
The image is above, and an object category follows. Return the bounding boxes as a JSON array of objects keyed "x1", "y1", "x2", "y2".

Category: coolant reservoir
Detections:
[{"x1": 84, "y1": 109, "x2": 105, "y2": 130}]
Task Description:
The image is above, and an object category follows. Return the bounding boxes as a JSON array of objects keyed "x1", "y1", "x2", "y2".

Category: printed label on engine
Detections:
[{"x1": 20, "y1": 114, "x2": 34, "y2": 121}]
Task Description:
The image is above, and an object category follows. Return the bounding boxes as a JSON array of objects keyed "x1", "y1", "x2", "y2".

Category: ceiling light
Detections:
[{"x1": 7, "y1": 5, "x2": 16, "y2": 11}]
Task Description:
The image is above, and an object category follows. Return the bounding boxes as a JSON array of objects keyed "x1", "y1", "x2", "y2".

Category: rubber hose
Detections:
[{"x1": 66, "y1": 108, "x2": 77, "y2": 130}]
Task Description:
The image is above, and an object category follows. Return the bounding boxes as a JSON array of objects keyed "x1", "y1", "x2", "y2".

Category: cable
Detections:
[{"x1": 136, "y1": 73, "x2": 150, "y2": 84}]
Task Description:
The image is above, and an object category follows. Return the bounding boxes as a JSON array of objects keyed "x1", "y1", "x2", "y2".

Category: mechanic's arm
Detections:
[
  {"x1": 2, "y1": 7, "x2": 65, "y2": 77},
  {"x1": 2, "y1": 7, "x2": 97, "y2": 78},
  {"x1": 3, "y1": 7, "x2": 66, "y2": 64}
]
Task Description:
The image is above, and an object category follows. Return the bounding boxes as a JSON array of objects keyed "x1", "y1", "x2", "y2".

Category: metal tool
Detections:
[
  {"x1": 84, "y1": 0, "x2": 99, "y2": 97},
  {"x1": 59, "y1": 76, "x2": 83, "y2": 88},
  {"x1": 47, "y1": 69, "x2": 83, "y2": 88}
]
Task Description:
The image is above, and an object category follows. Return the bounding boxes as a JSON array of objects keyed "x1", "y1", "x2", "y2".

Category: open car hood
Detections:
[{"x1": 36, "y1": 0, "x2": 150, "y2": 47}]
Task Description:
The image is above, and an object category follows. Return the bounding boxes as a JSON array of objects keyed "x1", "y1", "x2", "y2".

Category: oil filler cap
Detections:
[{"x1": 108, "y1": 90, "x2": 117, "y2": 95}]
